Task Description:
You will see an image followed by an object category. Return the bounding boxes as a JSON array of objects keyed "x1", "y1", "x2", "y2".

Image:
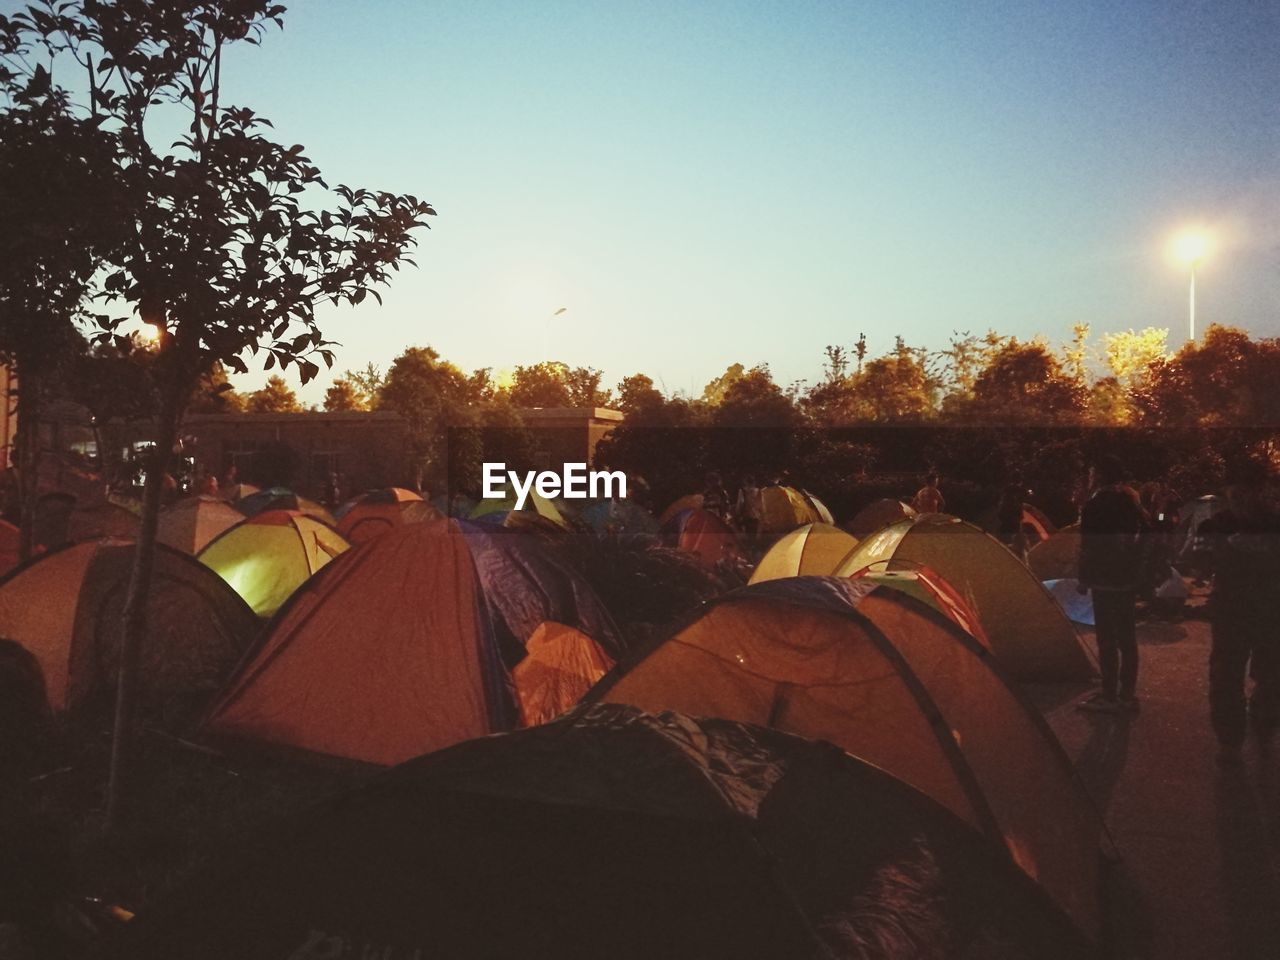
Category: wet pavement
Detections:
[{"x1": 1036, "y1": 617, "x2": 1280, "y2": 959}]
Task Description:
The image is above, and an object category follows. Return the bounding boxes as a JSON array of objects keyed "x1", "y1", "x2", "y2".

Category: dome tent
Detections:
[
  {"x1": 749, "y1": 522, "x2": 858, "y2": 584},
  {"x1": 832, "y1": 514, "x2": 1094, "y2": 681},
  {"x1": 759, "y1": 484, "x2": 824, "y2": 534},
  {"x1": 197, "y1": 510, "x2": 349, "y2": 618},
  {"x1": 235, "y1": 487, "x2": 336, "y2": 526},
  {"x1": 112, "y1": 705, "x2": 1094, "y2": 960},
  {"x1": 157, "y1": 496, "x2": 245, "y2": 554},
  {"x1": 846, "y1": 498, "x2": 916, "y2": 538},
  {"x1": 1028, "y1": 524, "x2": 1082, "y2": 581},
  {"x1": 661, "y1": 507, "x2": 739, "y2": 569},
  {"x1": 0, "y1": 540, "x2": 257, "y2": 716},
  {"x1": 589, "y1": 578, "x2": 1104, "y2": 940},
  {"x1": 334, "y1": 487, "x2": 441, "y2": 543},
  {"x1": 204, "y1": 519, "x2": 621, "y2": 765}
]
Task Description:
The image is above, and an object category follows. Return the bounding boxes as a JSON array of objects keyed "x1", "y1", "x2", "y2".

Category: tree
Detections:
[
  {"x1": 565, "y1": 365, "x2": 612, "y2": 408},
  {"x1": 509, "y1": 361, "x2": 572, "y2": 408},
  {"x1": 342, "y1": 361, "x2": 385, "y2": 405},
  {"x1": 615, "y1": 373, "x2": 664, "y2": 415},
  {"x1": 1, "y1": 1, "x2": 436, "y2": 827},
  {"x1": 377, "y1": 346, "x2": 476, "y2": 490},
  {"x1": 248, "y1": 374, "x2": 301, "y2": 413},
  {"x1": 701, "y1": 362, "x2": 747, "y2": 406},
  {"x1": 1103, "y1": 327, "x2": 1169, "y2": 390},
  {"x1": 0, "y1": 23, "x2": 128, "y2": 558},
  {"x1": 323, "y1": 375, "x2": 368, "y2": 412},
  {"x1": 972, "y1": 339, "x2": 1086, "y2": 424},
  {"x1": 189, "y1": 362, "x2": 247, "y2": 413}
]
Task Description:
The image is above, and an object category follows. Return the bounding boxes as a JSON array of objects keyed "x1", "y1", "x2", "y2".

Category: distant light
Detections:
[
  {"x1": 137, "y1": 324, "x2": 161, "y2": 344},
  {"x1": 1173, "y1": 232, "x2": 1208, "y2": 264}
]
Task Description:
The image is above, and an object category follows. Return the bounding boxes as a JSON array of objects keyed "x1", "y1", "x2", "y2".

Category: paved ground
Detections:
[{"x1": 1035, "y1": 616, "x2": 1280, "y2": 959}]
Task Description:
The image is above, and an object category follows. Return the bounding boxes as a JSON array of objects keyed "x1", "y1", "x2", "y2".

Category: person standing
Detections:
[
  {"x1": 911, "y1": 472, "x2": 945, "y2": 515},
  {"x1": 1077, "y1": 455, "x2": 1146, "y2": 713},
  {"x1": 736, "y1": 474, "x2": 763, "y2": 543},
  {"x1": 1199, "y1": 465, "x2": 1280, "y2": 763}
]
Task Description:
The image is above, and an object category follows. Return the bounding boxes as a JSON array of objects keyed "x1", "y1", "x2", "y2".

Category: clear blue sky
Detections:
[{"x1": 33, "y1": 1, "x2": 1280, "y2": 398}]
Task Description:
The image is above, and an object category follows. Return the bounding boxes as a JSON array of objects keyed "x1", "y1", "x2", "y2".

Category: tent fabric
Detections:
[
  {"x1": 0, "y1": 519, "x2": 19, "y2": 578},
  {"x1": 336, "y1": 495, "x2": 441, "y2": 544},
  {"x1": 512, "y1": 622, "x2": 615, "y2": 727},
  {"x1": 115, "y1": 705, "x2": 1093, "y2": 960},
  {"x1": 220, "y1": 482, "x2": 260, "y2": 502},
  {"x1": 469, "y1": 491, "x2": 567, "y2": 528},
  {"x1": 65, "y1": 501, "x2": 140, "y2": 542},
  {"x1": 658, "y1": 492, "x2": 704, "y2": 525},
  {"x1": 749, "y1": 523, "x2": 858, "y2": 584},
  {"x1": 1175, "y1": 494, "x2": 1226, "y2": 567},
  {"x1": 589, "y1": 579, "x2": 1103, "y2": 941},
  {"x1": 1045, "y1": 579, "x2": 1095, "y2": 626},
  {"x1": 759, "y1": 485, "x2": 824, "y2": 534},
  {"x1": 0, "y1": 539, "x2": 256, "y2": 715},
  {"x1": 1022, "y1": 504, "x2": 1057, "y2": 543},
  {"x1": 235, "y1": 488, "x2": 336, "y2": 526},
  {"x1": 204, "y1": 520, "x2": 622, "y2": 765},
  {"x1": 801, "y1": 489, "x2": 835, "y2": 524},
  {"x1": 846, "y1": 498, "x2": 916, "y2": 538},
  {"x1": 579, "y1": 497, "x2": 660, "y2": 537},
  {"x1": 1028, "y1": 524, "x2": 1082, "y2": 581},
  {"x1": 334, "y1": 487, "x2": 424, "y2": 519},
  {"x1": 844, "y1": 563, "x2": 992, "y2": 649},
  {"x1": 197, "y1": 510, "x2": 350, "y2": 618},
  {"x1": 661, "y1": 507, "x2": 739, "y2": 569},
  {"x1": 832, "y1": 515, "x2": 1095, "y2": 682},
  {"x1": 157, "y1": 496, "x2": 245, "y2": 554}
]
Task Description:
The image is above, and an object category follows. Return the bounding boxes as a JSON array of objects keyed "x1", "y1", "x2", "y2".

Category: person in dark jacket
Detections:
[
  {"x1": 1199, "y1": 465, "x2": 1280, "y2": 763},
  {"x1": 1077, "y1": 455, "x2": 1147, "y2": 713}
]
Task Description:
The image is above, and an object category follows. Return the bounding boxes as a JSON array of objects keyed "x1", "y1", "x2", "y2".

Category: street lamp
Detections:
[
  {"x1": 1174, "y1": 232, "x2": 1207, "y2": 343},
  {"x1": 543, "y1": 306, "x2": 566, "y2": 362}
]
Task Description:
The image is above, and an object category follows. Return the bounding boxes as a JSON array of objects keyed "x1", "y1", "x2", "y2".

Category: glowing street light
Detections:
[{"x1": 1173, "y1": 231, "x2": 1207, "y2": 343}]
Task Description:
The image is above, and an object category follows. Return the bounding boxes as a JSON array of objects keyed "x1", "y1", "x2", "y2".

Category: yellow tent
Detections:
[
  {"x1": 748, "y1": 523, "x2": 858, "y2": 584},
  {"x1": 759, "y1": 485, "x2": 823, "y2": 534},
  {"x1": 469, "y1": 491, "x2": 566, "y2": 528},
  {"x1": 198, "y1": 510, "x2": 349, "y2": 618},
  {"x1": 832, "y1": 514, "x2": 1094, "y2": 681},
  {"x1": 846, "y1": 498, "x2": 916, "y2": 538},
  {"x1": 590, "y1": 578, "x2": 1103, "y2": 942}
]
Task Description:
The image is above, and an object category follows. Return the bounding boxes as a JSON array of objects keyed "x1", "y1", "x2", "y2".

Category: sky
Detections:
[{"x1": 17, "y1": 0, "x2": 1280, "y2": 400}]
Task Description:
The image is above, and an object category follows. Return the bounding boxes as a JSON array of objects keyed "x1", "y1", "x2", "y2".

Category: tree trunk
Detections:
[
  {"x1": 104, "y1": 392, "x2": 180, "y2": 832},
  {"x1": 13, "y1": 360, "x2": 41, "y2": 563}
]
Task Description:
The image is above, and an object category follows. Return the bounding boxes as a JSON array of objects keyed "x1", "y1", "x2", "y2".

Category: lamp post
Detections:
[{"x1": 1174, "y1": 233, "x2": 1206, "y2": 343}]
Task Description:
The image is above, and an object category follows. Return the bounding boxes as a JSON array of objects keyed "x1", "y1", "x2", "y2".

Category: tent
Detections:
[
  {"x1": 469, "y1": 491, "x2": 567, "y2": 528},
  {"x1": 0, "y1": 540, "x2": 256, "y2": 716},
  {"x1": 801, "y1": 489, "x2": 835, "y2": 524},
  {"x1": 748, "y1": 522, "x2": 858, "y2": 584},
  {"x1": 1028, "y1": 524, "x2": 1082, "y2": 581},
  {"x1": 831, "y1": 515, "x2": 1094, "y2": 681},
  {"x1": 235, "y1": 488, "x2": 336, "y2": 526},
  {"x1": 431, "y1": 492, "x2": 476, "y2": 518},
  {"x1": 65, "y1": 500, "x2": 139, "y2": 542},
  {"x1": 220, "y1": 482, "x2": 260, "y2": 502},
  {"x1": 579, "y1": 497, "x2": 660, "y2": 537},
  {"x1": 1175, "y1": 494, "x2": 1226, "y2": 573},
  {"x1": 0, "y1": 519, "x2": 19, "y2": 578},
  {"x1": 113, "y1": 705, "x2": 1094, "y2": 960},
  {"x1": 512, "y1": 622, "x2": 616, "y2": 727},
  {"x1": 661, "y1": 507, "x2": 739, "y2": 569},
  {"x1": 157, "y1": 496, "x2": 245, "y2": 554},
  {"x1": 759, "y1": 485, "x2": 824, "y2": 534},
  {"x1": 334, "y1": 488, "x2": 441, "y2": 543},
  {"x1": 1045, "y1": 579, "x2": 1095, "y2": 626},
  {"x1": 204, "y1": 519, "x2": 621, "y2": 765},
  {"x1": 658, "y1": 492, "x2": 704, "y2": 525},
  {"x1": 197, "y1": 510, "x2": 349, "y2": 618},
  {"x1": 1022, "y1": 503, "x2": 1056, "y2": 543},
  {"x1": 845, "y1": 563, "x2": 991, "y2": 649},
  {"x1": 846, "y1": 498, "x2": 916, "y2": 538},
  {"x1": 590, "y1": 579, "x2": 1103, "y2": 941}
]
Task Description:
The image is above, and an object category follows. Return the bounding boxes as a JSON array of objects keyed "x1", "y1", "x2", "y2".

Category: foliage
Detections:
[
  {"x1": 247, "y1": 374, "x2": 300, "y2": 413},
  {"x1": 322, "y1": 376, "x2": 368, "y2": 412},
  {"x1": 615, "y1": 373, "x2": 664, "y2": 415},
  {"x1": 971, "y1": 339, "x2": 1086, "y2": 423}
]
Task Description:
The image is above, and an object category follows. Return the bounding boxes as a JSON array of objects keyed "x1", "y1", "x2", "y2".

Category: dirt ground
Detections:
[{"x1": 1036, "y1": 616, "x2": 1280, "y2": 960}]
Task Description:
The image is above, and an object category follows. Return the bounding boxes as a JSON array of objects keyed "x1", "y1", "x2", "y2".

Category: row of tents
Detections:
[{"x1": 2, "y1": 482, "x2": 1148, "y2": 955}]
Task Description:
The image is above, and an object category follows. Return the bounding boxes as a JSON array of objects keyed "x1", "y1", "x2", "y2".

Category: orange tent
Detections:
[
  {"x1": 661, "y1": 508, "x2": 739, "y2": 569},
  {"x1": 0, "y1": 519, "x2": 19, "y2": 578},
  {"x1": 512, "y1": 622, "x2": 615, "y2": 727},
  {"x1": 157, "y1": 496, "x2": 245, "y2": 554},
  {"x1": 589, "y1": 577, "x2": 1104, "y2": 941},
  {"x1": 0, "y1": 540, "x2": 257, "y2": 716},
  {"x1": 335, "y1": 488, "x2": 441, "y2": 543},
  {"x1": 204, "y1": 520, "x2": 620, "y2": 765}
]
